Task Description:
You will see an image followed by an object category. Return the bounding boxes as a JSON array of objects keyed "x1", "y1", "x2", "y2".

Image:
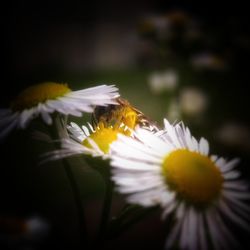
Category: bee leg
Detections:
[
  {"x1": 112, "y1": 109, "x2": 124, "y2": 129},
  {"x1": 123, "y1": 108, "x2": 137, "y2": 129}
]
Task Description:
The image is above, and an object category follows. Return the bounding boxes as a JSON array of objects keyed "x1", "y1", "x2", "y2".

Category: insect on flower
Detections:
[{"x1": 92, "y1": 97, "x2": 159, "y2": 132}]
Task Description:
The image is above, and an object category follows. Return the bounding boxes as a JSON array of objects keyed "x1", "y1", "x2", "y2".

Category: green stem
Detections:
[
  {"x1": 49, "y1": 115, "x2": 89, "y2": 248},
  {"x1": 97, "y1": 170, "x2": 114, "y2": 243},
  {"x1": 107, "y1": 204, "x2": 158, "y2": 240},
  {"x1": 63, "y1": 159, "x2": 89, "y2": 247},
  {"x1": 112, "y1": 206, "x2": 158, "y2": 237}
]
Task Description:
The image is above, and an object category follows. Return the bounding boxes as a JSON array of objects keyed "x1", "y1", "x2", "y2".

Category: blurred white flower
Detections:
[
  {"x1": 0, "y1": 215, "x2": 50, "y2": 243},
  {"x1": 25, "y1": 216, "x2": 50, "y2": 240},
  {"x1": 148, "y1": 69, "x2": 178, "y2": 94},
  {"x1": 215, "y1": 122, "x2": 250, "y2": 151},
  {"x1": 179, "y1": 87, "x2": 208, "y2": 116},
  {"x1": 190, "y1": 53, "x2": 226, "y2": 71},
  {"x1": 149, "y1": 16, "x2": 170, "y2": 36}
]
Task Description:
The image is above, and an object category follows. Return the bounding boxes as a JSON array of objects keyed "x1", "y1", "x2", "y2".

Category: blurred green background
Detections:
[{"x1": 1, "y1": 1, "x2": 250, "y2": 249}]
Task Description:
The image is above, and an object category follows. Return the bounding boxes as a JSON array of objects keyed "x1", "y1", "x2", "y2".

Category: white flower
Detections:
[
  {"x1": 190, "y1": 53, "x2": 226, "y2": 71},
  {"x1": 0, "y1": 82, "x2": 119, "y2": 140},
  {"x1": 215, "y1": 122, "x2": 250, "y2": 152},
  {"x1": 179, "y1": 87, "x2": 208, "y2": 117},
  {"x1": 42, "y1": 121, "x2": 132, "y2": 163},
  {"x1": 1, "y1": 215, "x2": 50, "y2": 243},
  {"x1": 25, "y1": 216, "x2": 50, "y2": 240},
  {"x1": 110, "y1": 119, "x2": 250, "y2": 250},
  {"x1": 148, "y1": 69, "x2": 178, "y2": 94}
]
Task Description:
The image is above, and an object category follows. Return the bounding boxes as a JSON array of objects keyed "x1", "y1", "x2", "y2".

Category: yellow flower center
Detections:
[
  {"x1": 11, "y1": 82, "x2": 71, "y2": 111},
  {"x1": 162, "y1": 149, "x2": 223, "y2": 205},
  {"x1": 82, "y1": 123, "x2": 130, "y2": 154}
]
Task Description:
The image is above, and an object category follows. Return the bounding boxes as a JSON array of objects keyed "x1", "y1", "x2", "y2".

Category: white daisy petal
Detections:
[
  {"x1": 223, "y1": 170, "x2": 241, "y2": 180},
  {"x1": 71, "y1": 84, "x2": 119, "y2": 96},
  {"x1": 174, "y1": 124, "x2": 186, "y2": 148},
  {"x1": 163, "y1": 118, "x2": 182, "y2": 148},
  {"x1": 0, "y1": 112, "x2": 19, "y2": 127},
  {"x1": 111, "y1": 169, "x2": 161, "y2": 180},
  {"x1": 223, "y1": 196, "x2": 250, "y2": 217},
  {"x1": 191, "y1": 136, "x2": 199, "y2": 152},
  {"x1": 0, "y1": 116, "x2": 19, "y2": 140},
  {"x1": 67, "y1": 122, "x2": 86, "y2": 141},
  {"x1": 135, "y1": 128, "x2": 173, "y2": 155},
  {"x1": 220, "y1": 158, "x2": 240, "y2": 172},
  {"x1": 159, "y1": 191, "x2": 175, "y2": 207},
  {"x1": 219, "y1": 199, "x2": 250, "y2": 231},
  {"x1": 188, "y1": 208, "x2": 199, "y2": 250},
  {"x1": 115, "y1": 132, "x2": 166, "y2": 158},
  {"x1": 211, "y1": 154, "x2": 218, "y2": 162},
  {"x1": 223, "y1": 180, "x2": 248, "y2": 191},
  {"x1": 223, "y1": 189, "x2": 250, "y2": 200},
  {"x1": 41, "y1": 109, "x2": 52, "y2": 125},
  {"x1": 81, "y1": 125, "x2": 90, "y2": 137},
  {"x1": 111, "y1": 155, "x2": 161, "y2": 171},
  {"x1": 197, "y1": 212, "x2": 208, "y2": 250},
  {"x1": 161, "y1": 201, "x2": 177, "y2": 219},
  {"x1": 57, "y1": 97, "x2": 94, "y2": 113},
  {"x1": 206, "y1": 210, "x2": 222, "y2": 250},
  {"x1": 0, "y1": 108, "x2": 12, "y2": 116},
  {"x1": 199, "y1": 137, "x2": 209, "y2": 155},
  {"x1": 126, "y1": 187, "x2": 167, "y2": 207},
  {"x1": 215, "y1": 157, "x2": 227, "y2": 169},
  {"x1": 180, "y1": 207, "x2": 190, "y2": 249},
  {"x1": 41, "y1": 136, "x2": 103, "y2": 164},
  {"x1": 87, "y1": 122, "x2": 95, "y2": 132},
  {"x1": 19, "y1": 109, "x2": 33, "y2": 128},
  {"x1": 111, "y1": 141, "x2": 162, "y2": 164},
  {"x1": 184, "y1": 126, "x2": 196, "y2": 151},
  {"x1": 165, "y1": 204, "x2": 185, "y2": 248},
  {"x1": 213, "y1": 208, "x2": 239, "y2": 249},
  {"x1": 112, "y1": 174, "x2": 162, "y2": 188},
  {"x1": 119, "y1": 181, "x2": 163, "y2": 193}
]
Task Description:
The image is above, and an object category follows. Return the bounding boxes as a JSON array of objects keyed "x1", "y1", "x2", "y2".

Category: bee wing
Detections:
[{"x1": 133, "y1": 108, "x2": 160, "y2": 132}]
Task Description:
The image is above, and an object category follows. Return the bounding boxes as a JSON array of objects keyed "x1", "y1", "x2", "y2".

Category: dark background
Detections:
[{"x1": 1, "y1": 1, "x2": 250, "y2": 249}]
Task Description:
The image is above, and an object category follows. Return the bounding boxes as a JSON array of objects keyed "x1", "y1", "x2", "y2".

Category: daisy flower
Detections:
[
  {"x1": 148, "y1": 69, "x2": 178, "y2": 94},
  {"x1": 179, "y1": 87, "x2": 208, "y2": 117},
  {"x1": 110, "y1": 119, "x2": 250, "y2": 250},
  {"x1": 190, "y1": 53, "x2": 226, "y2": 71},
  {"x1": 43, "y1": 121, "x2": 132, "y2": 162},
  {"x1": 0, "y1": 82, "x2": 119, "y2": 140},
  {"x1": 41, "y1": 97, "x2": 158, "y2": 163}
]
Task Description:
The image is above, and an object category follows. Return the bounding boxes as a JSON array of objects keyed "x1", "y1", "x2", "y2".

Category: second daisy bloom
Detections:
[
  {"x1": 110, "y1": 119, "x2": 250, "y2": 250},
  {"x1": 0, "y1": 82, "x2": 119, "y2": 139}
]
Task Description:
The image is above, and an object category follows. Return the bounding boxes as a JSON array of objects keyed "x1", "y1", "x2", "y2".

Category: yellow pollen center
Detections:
[
  {"x1": 162, "y1": 149, "x2": 223, "y2": 205},
  {"x1": 82, "y1": 123, "x2": 129, "y2": 154},
  {"x1": 11, "y1": 82, "x2": 71, "y2": 111}
]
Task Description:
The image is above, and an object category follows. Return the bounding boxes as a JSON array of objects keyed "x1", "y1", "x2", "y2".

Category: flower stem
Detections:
[
  {"x1": 96, "y1": 167, "x2": 114, "y2": 244},
  {"x1": 98, "y1": 175, "x2": 113, "y2": 241},
  {"x1": 50, "y1": 115, "x2": 89, "y2": 248},
  {"x1": 63, "y1": 158, "x2": 89, "y2": 247}
]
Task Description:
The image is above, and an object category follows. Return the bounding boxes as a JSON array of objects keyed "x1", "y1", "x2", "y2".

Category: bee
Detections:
[{"x1": 92, "y1": 97, "x2": 159, "y2": 132}]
